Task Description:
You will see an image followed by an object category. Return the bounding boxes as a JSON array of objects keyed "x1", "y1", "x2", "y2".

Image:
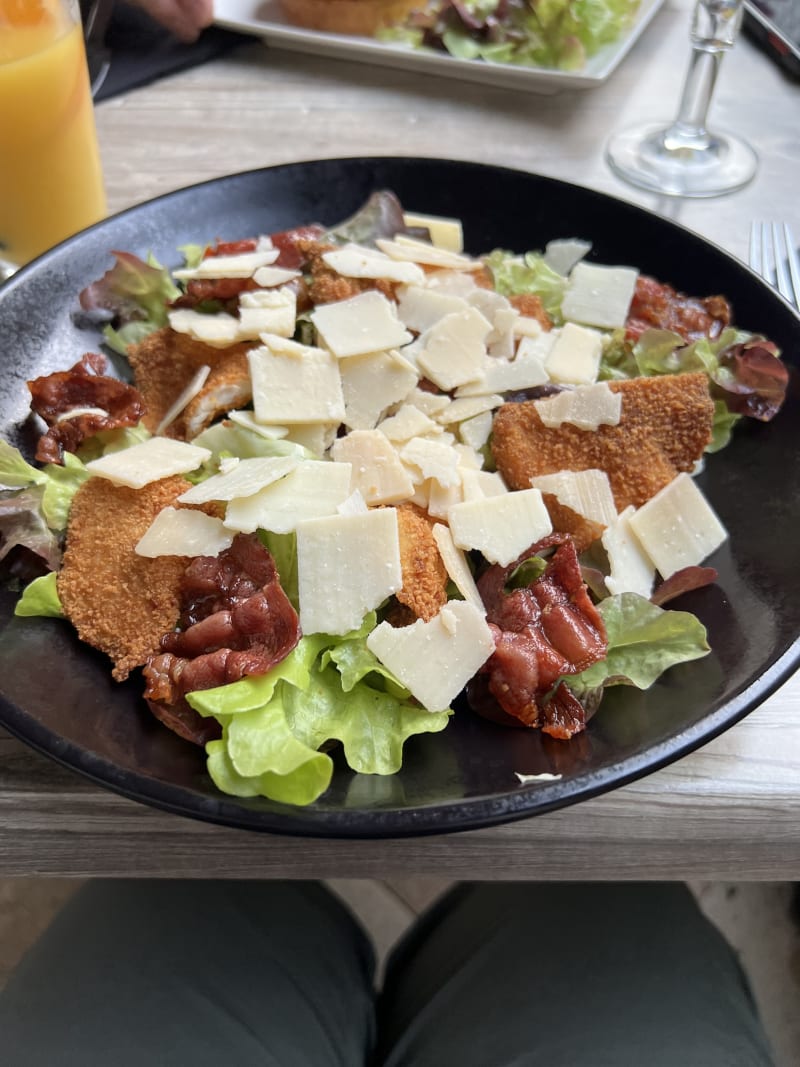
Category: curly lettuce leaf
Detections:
[
  {"x1": 484, "y1": 249, "x2": 567, "y2": 320},
  {"x1": 14, "y1": 572, "x2": 63, "y2": 618},
  {"x1": 206, "y1": 734, "x2": 333, "y2": 806},
  {"x1": 568, "y1": 592, "x2": 710, "y2": 691},
  {"x1": 190, "y1": 615, "x2": 450, "y2": 805}
]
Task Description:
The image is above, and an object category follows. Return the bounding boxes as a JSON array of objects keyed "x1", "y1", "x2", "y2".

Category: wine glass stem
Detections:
[
  {"x1": 663, "y1": 0, "x2": 743, "y2": 148},
  {"x1": 671, "y1": 47, "x2": 721, "y2": 138}
]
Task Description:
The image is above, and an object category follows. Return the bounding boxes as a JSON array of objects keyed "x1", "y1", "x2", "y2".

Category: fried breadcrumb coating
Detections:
[
  {"x1": 126, "y1": 327, "x2": 252, "y2": 440},
  {"x1": 58, "y1": 475, "x2": 192, "y2": 681},
  {"x1": 491, "y1": 373, "x2": 714, "y2": 512},
  {"x1": 393, "y1": 503, "x2": 448, "y2": 622}
]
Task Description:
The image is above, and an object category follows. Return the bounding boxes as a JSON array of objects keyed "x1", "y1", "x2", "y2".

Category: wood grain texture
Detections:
[{"x1": 1, "y1": 0, "x2": 799, "y2": 877}]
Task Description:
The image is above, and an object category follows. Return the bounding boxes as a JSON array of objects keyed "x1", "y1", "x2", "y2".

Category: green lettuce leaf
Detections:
[
  {"x1": 569, "y1": 592, "x2": 710, "y2": 691},
  {"x1": 206, "y1": 735, "x2": 332, "y2": 806},
  {"x1": 14, "y1": 572, "x2": 63, "y2": 618},
  {"x1": 0, "y1": 440, "x2": 46, "y2": 490},
  {"x1": 284, "y1": 664, "x2": 449, "y2": 776},
  {"x1": 189, "y1": 613, "x2": 450, "y2": 804},
  {"x1": 40, "y1": 453, "x2": 89, "y2": 531},
  {"x1": 483, "y1": 249, "x2": 567, "y2": 320},
  {"x1": 708, "y1": 399, "x2": 742, "y2": 454}
]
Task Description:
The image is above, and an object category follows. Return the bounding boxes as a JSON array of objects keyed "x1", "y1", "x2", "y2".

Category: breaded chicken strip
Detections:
[
  {"x1": 491, "y1": 373, "x2": 714, "y2": 512},
  {"x1": 58, "y1": 475, "x2": 192, "y2": 681},
  {"x1": 393, "y1": 503, "x2": 448, "y2": 622},
  {"x1": 126, "y1": 327, "x2": 252, "y2": 440}
]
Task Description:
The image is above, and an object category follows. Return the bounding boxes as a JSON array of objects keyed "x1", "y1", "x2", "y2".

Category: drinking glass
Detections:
[
  {"x1": 605, "y1": 0, "x2": 757, "y2": 198},
  {"x1": 0, "y1": 0, "x2": 107, "y2": 279}
]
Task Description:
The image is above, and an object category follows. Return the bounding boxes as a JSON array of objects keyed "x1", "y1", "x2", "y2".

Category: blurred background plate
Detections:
[
  {"x1": 213, "y1": 0, "x2": 666, "y2": 93},
  {"x1": 0, "y1": 157, "x2": 799, "y2": 838}
]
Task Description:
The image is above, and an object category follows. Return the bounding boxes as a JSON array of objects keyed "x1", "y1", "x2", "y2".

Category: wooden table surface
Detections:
[{"x1": 1, "y1": 0, "x2": 798, "y2": 878}]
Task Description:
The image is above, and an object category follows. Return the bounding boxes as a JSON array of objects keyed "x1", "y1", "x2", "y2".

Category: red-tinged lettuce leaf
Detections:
[
  {"x1": 651, "y1": 566, "x2": 718, "y2": 607},
  {"x1": 324, "y1": 191, "x2": 410, "y2": 247},
  {"x1": 0, "y1": 487, "x2": 61, "y2": 571},
  {"x1": 711, "y1": 338, "x2": 789, "y2": 421},
  {"x1": 78, "y1": 251, "x2": 179, "y2": 328}
]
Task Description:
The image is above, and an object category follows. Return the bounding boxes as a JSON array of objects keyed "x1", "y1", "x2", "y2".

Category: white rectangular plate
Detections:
[{"x1": 213, "y1": 0, "x2": 665, "y2": 94}]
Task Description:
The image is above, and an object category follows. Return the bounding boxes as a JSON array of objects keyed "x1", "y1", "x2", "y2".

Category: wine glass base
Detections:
[{"x1": 606, "y1": 121, "x2": 758, "y2": 198}]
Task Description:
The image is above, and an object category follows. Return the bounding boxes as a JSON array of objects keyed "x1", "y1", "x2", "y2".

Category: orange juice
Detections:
[{"x1": 0, "y1": 0, "x2": 106, "y2": 267}]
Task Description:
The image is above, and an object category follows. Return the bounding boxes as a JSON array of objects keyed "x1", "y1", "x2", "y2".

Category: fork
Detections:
[{"x1": 749, "y1": 222, "x2": 800, "y2": 309}]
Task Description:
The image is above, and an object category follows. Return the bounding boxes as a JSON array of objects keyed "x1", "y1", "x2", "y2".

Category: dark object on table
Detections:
[
  {"x1": 743, "y1": 0, "x2": 800, "y2": 80},
  {"x1": 80, "y1": 0, "x2": 251, "y2": 101}
]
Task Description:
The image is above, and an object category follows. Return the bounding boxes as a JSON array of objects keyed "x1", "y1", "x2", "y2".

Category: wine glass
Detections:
[{"x1": 605, "y1": 0, "x2": 758, "y2": 198}]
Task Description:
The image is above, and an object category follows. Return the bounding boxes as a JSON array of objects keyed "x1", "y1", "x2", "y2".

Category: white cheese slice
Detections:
[
  {"x1": 417, "y1": 307, "x2": 491, "y2": 391},
  {"x1": 561, "y1": 262, "x2": 638, "y2": 329},
  {"x1": 402, "y1": 211, "x2": 464, "y2": 252},
  {"x1": 155, "y1": 365, "x2": 211, "y2": 436},
  {"x1": 453, "y1": 443, "x2": 483, "y2": 470},
  {"x1": 460, "y1": 469, "x2": 508, "y2": 502},
  {"x1": 377, "y1": 404, "x2": 440, "y2": 443},
  {"x1": 172, "y1": 249, "x2": 280, "y2": 281},
  {"x1": 177, "y1": 455, "x2": 299, "y2": 504},
  {"x1": 167, "y1": 309, "x2": 241, "y2": 348},
  {"x1": 515, "y1": 331, "x2": 558, "y2": 361},
  {"x1": 331, "y1": 429, "x2": 414, "y2": 505},
  {"x1": 458, "y1": 410, "x2": 493, "y2": 451},
  {"x1": 487, "y1": 307, "x2": 520, "y2": 360},
  {"x1": 543, "y1": 238, "x2": 591, "y2": 276},
  {"x1": 226, "y1": 410, "x2": 289, "y2": 440},
  {"x1": 400, "y1": 436, "x2": 462, "y2": 489},
  {"x1": 297, "y1": 508, "x2": 402, "y2": 636},
  {"x1": 337, "y1": 489, "x2": 369, "y2": 516},
  {"x1": 545, "y1": 322, "x2": 604, "y2": 385},
  {"x1": 285, "y1": 422, "x2": 340, "y2": 457},
  {"x1": 513, "y1": 316, "x2": 545, "y2": 339},
  {"x1": 436, "y1": 394, "x2": 503, "y2": 426},
  {"x1": 431, "y1": 524, "x2": 484, "y2": 613},
  {"x1": 135, "y1": 506, "x2": 233, "y2": 558},
  {"x1": 448, "y1": 488, "x2": 552, "y2": 566},
  {"x1": 376, "y1": 235, "x2": 481, "y2": 271},
  {"x1": 530, "y1": 469, "x2": 618, "y2": 527},
  {"x1": 534, "y1": 382, "x2": 622, "y2": 431},
  {"x1": 424, "y1": 269, "x2": 477, "y2": 297},
  {"x1": 400, "y1": 388, "x2": 451, "y2": 418},
  {"x1": 467, "y1": 288, "x2": 512, "y2": 322},
  {"x1": 367, "y1": 600, "x2": 494, "y2": 712},
  {"x1": 237, "y1": 288, "x2": 296, "y2": 339},
  {"x1": 602, "y1": 505, "x2": 655, "y2": 598},
  {"x1": 427, "y1": 477, "x2": 462, "y2": 520},
  {"x1": 455, "y1": 354, "x2": 550, "y2": 397},
  {"x1": 225, "y1": 460, "x2": 352, "y2": 534},
  {"x1": 340, "y1": 349, "x2": 418, "y2": 431},
  {"x1": 322, "y1": 244, "x2": 425, "y2": 285},
  {"x1": 249, "y1": 342, "x2": 345, "y2": 425},
  {"x1": 395, "y1": 285, "x2": 469, "y2": 333},
  {"x1": 86, "y1": 437, "x2": 210, "y2": 489},
  {"x1": 310, "y1": 291, "x2": 412, "y2": 359},
  {"x1": 250, "y1": 265, "x2": 301, "y2": 288},
  {"x1": 627, "y1": 472, "x2": 728, "y2": 579}
]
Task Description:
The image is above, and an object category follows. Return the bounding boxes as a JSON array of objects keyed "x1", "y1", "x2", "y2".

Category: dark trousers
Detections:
[{"x1": 0, "y1": 880, "x2": 775, "y2": 1066}]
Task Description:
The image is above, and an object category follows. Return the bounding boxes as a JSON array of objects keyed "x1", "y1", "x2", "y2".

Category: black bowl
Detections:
[{"x1": 1, "y1": 157, "x2": 799, "y2": 838}]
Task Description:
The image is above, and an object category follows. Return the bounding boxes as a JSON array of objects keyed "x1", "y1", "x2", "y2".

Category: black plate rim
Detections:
[{"x1": 1, "y1": 154, "x2": 799, "y2": 839}]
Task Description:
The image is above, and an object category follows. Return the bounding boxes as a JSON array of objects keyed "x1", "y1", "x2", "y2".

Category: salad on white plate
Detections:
[{"x1": 0, "y1": 191, "x2": 788, "y2": 807}]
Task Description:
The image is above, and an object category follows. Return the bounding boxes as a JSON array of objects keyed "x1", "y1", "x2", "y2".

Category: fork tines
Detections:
[{"x1": 749, "y1": 221, "x2": 800, "y2": 309}]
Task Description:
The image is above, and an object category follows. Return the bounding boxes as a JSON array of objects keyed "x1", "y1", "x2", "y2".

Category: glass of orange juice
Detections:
[{"x1": 0, "y1": 0, "x2": 107, "y2": 277}]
